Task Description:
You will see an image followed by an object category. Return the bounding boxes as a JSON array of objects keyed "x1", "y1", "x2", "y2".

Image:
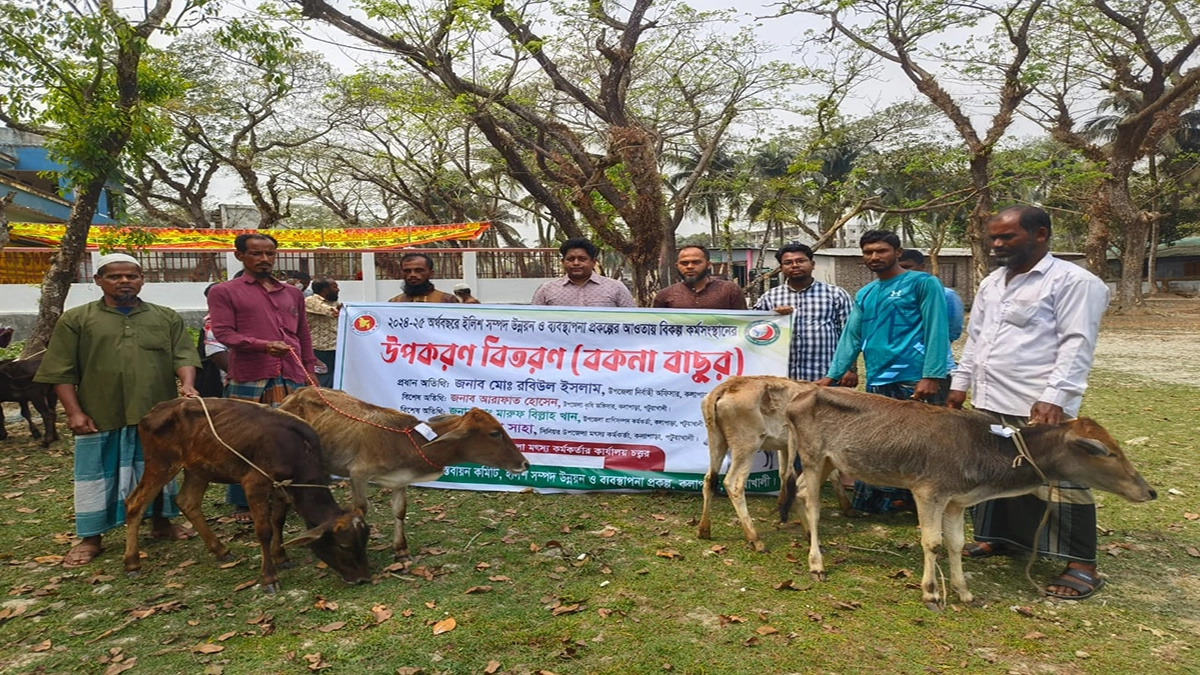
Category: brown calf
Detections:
[
  {"x1": 786, "y1": 387, "x2": 1157, "y2": 609},
  {"x1": 279, "y1": 388, "x2": 530, "y2": 560},
  {"x1": 0, "y1": 358, "x2": 58, "y2": 447},
  {"x1": 124, "y1": 397, "x2": 371, "y2": 592},
  {"x1": 697, "y1": 376, "x2": 849, "y2": 552}
]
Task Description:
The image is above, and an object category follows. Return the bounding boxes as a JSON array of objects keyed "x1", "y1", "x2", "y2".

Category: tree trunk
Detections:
[
  {"x1": 0, "y1": 191, "x2": 14, "y2": 251},
  {"x1": 1107, "y1": 170, "x2": 1148, "y2": 313},
  {"x1": 1147, "y1": 215, "x2": 1160, "y2": 295},
  {"x1": 23, "y1": 176, "x2": 107, "y2": 355},
  {"x1": 967, "y1": 156, "x2": 993, "y2": 288}
]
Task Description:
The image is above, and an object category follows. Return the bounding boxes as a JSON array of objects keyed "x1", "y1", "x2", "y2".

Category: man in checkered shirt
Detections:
[{"x1": 753, "y1": 243, "x2": 853, "y2": 383}]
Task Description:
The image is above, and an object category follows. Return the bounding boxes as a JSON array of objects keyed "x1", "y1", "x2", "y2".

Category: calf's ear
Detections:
[
  {"x1": 1066, "y1": 433, "x2": 1113, "y2": 457},
  {"x1": 283, "y1": 522, "x2": 331, "y2": 548}
]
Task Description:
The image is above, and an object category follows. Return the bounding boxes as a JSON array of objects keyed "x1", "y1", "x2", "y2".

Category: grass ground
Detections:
[{"x1": 1, "y1": 324, "x2": 1198, "y2": 675}]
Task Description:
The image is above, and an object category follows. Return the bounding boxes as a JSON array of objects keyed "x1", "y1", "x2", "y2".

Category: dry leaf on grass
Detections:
[
  {"x1": 1186, "y1": 546, "x2": 1200, "y2": 558},
  {"x1": 464, "y1": 585, "x2": 492, "y2": 594},
  {"x1": 317, "y1": 621, "x2": 346, "y2": 633},
  {"x1": 655, "y1": 549, "x2": 681, "y2": 559},
  {"x1": 102, "y1": 658, "x2": 137, "y2": 675},
  {"x1": 203, "y1": 666, "x2": 224, "y2": 675},
  {"x1": 34, "y1": 555, "x2": 63, "y2": 564},
  {"x1": 233, "y1": 579, "x2": 256, "y2": 592},
  {"x1": 192, "y1": 643, "x2": 224, "y2": 654},
  {"x1": 247, "y1": 613, "x2": 269, "y2": 625},
  {"x1": 432, "y1": 617, "x2": 457, "y2": 635},
  {"x1": 772, "y1": 579, "x2": 800, "y2": 591},
  {"x1": 1184, "y1": 512, "x2": 1199, "y2": 521},
  {"x1": 890, "y1": 569, "x2": 913, "y2": 579},
  {"x1": 830, "y1": 600, "x2": 861, "y2": 611},
  {"x1": 483, "y1": 661, "x2": 502, "y2": 674},
  {"x1": 395, "y1": 668, "x2": 424, "y2": 675},
  {"x1": 371, "y1": 604, "x2": 393, "y2": 624},
  {"x1": 314, "y1": 597, "x2": 339, "y2": 611},
  {"x1": 755, "y1": 626, "x2": 778, "y2": 635},
  {"x1": 488, "y1": 575, "x2": 512, "y2": 583},
  {"x1": 30, "y1": 639, "x2": 52, "y2": 652},
  {"x1": 718, "y1": 615, "x2": 747, "y2": 626},
  {"x1": 1023, "y1": 631, "x2": 1047, "y2": 640},
  {"x1": 742, "y1": 636, "x2": 760, "y2": 647},
  {"x1": 551, "y1": 603, "x2": 581, "y2": 616},
  {"x1": 304, "y1": 652, "x2": 330, "y2": 671},
  {"x1": 217, "y1": 559, "x2": 242, "y2": 569},
  {"x1": 216, "y1": 631, "x2": 237, "y2": 642},
  {"x1": 475, "y1": 561, "x2": 491, "y2": 570}
]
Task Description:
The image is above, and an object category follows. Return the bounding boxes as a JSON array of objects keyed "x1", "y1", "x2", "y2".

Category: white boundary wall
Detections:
[{"x1": 0, "y1": 251, "x2": 558, "y2": 316}]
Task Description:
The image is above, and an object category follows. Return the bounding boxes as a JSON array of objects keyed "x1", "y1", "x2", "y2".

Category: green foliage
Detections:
[
  {"x1": 94, "y1": 226, "x2": 159, "y2": 255},
  {"x1": 0, "y1": 1, "x2": 191, "y2": 192}
]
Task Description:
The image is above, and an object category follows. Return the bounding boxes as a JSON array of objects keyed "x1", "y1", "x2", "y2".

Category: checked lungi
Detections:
[
  {"x1": 969, "y1": 410, "x2": 1097, "y2": 563},
  {"x1": 74, "y1": 426, "x2": 180, "y2": 537}
]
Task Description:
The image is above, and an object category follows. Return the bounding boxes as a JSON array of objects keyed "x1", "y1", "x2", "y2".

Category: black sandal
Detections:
[
  {"x1": 962, "y1": 541, "x2": 1008, "y2": 558},
  {"x1": 1044, "y1": 566, "x2": 1106, "y2": 600}
]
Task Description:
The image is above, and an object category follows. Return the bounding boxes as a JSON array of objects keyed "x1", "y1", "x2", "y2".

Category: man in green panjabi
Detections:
[{"x1": 36, "y1": 253, "x2": 199, "y2": 568}]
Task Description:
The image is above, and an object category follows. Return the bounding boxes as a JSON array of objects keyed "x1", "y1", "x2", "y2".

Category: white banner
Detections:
[{"x1": 334, "y1": 304, "x2": 791, "y2": 493}]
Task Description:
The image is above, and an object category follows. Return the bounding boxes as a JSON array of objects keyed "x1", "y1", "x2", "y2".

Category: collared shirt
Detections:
[
  {"x1": 652, "y1": 278, "x2": 747, "y2": 310},
  {"x1": 754, "y1": 280, "x2": 852, "y2": 381},
  {"x1": 207, "y1": 275, "x2": 316, "y2": 383},
  {"x1": 826, "y1": 271, "x2": 949, "y2": 385},
  {"x1": 531, "y1": 274, "x2": 636, "y2": 307},
  {"x1": 951, "y1": 254, "x2": 1108, "y2": 417},
  {"x1": 35, "y1": 300, "x2": 198, "y2": 431},
  {"x1": 305, "y1": 294, "x2": 340, "y2": 351},
  {"x1": 387, "y1": 287, "x2": 459, "y2": 303}
]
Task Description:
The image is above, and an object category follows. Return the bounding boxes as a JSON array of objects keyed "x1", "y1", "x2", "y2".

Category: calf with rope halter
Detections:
[
  {"x1": 124, "y1": 389, "x2": 371, "y2": 593},
  {"x1": 277, "y1": 350, "x2": 529, "y2": 560}
]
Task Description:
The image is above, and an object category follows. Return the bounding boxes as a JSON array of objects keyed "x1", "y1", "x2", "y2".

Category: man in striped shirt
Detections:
[{"x1": 753, "y1": 243, "x2": 852, "y2": 382}]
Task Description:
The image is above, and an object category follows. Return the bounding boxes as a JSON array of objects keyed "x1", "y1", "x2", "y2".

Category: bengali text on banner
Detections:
[{"x1": 335, "y1": 304, "x2": 792, "y2": 494}]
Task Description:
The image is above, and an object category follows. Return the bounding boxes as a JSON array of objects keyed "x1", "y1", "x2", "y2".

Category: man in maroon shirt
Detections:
[
  {"x1": 652, "y1": 245, "x2": 747, "y2": 310},
  {"x1": 207, "y1": 233, "x2": 317, "y2": 518}
]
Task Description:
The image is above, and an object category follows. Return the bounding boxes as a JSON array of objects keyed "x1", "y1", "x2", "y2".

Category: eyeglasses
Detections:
[{"x1": 780, "y1": 259, "x2": 812, "y2": 267}]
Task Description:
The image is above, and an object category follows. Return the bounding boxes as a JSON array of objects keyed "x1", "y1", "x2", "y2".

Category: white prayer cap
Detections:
[
  {"x1": 453, "y1": 282, "x2": 471, "y2": 292},
  {"x1": 96, "y1": 252, "x2": 142, "y2": 272}
]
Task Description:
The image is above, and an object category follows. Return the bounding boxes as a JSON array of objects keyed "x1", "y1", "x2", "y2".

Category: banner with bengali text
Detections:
[
  {"x1": 8, "y1": 222, "x2": 489, "y2": 250},
  {"x1": 335, "y1": 304, "x2": 792, "y2": 494}
]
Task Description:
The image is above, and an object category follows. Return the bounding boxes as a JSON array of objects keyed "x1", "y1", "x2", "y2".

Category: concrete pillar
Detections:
[{"x1": 361, "y1": 252, "x2": 377, "y2": 302}]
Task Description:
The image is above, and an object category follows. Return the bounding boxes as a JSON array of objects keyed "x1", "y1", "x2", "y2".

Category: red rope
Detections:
[{"x1": 285, "y1": 348, "x2": 443, "y2": 470}]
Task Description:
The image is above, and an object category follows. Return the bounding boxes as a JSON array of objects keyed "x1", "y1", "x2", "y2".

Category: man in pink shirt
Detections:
[{"x1": 206, "y1": 233, "x2": 317, "y2": 518}]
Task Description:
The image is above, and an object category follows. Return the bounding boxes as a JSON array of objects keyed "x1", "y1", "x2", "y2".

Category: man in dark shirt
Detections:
[
  {"x1": 387, "y1": 253, "x2": 459, "y2": 303},
  {"x1": 652, "y1": 245, "x2": 747, "y2": 310},
  {"x1": 207, "y1": 233, "x2": 317, "y2": 518}
]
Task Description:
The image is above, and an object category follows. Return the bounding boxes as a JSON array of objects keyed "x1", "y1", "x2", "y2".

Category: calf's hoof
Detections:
[
  {"x1": 923, "y1": 600, "x2": 944, "y2": 612},
  {"x1": 393, "y1": 551, "x2": 411, "y2": 562},
  {"x1": 277, "y1": 559, "x2": 294, "y2": 569},
  {"x1": 261, "y1": 582, "x2": 278, "y2": 595},
  {"x1": 125, "y1": 569, "x2": 141, "y2": 578},
  {"x1": 215, "y1": 552, "x2": 233, "y2": 563},
  {"x1": 810, "y1": 570, "x2": 826, "y2": 582},
  {"x1": 751, "y1": 541, "x2": 767, "y2": 554}
]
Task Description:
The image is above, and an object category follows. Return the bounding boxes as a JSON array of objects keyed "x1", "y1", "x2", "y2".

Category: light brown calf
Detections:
[
  {"x1": 787, "y1": 387, "x2": 1157, "y2": 609},
  {"x1": 697, "y1": 376, "x2": 847, "y2": 552},
  {"x1": 279, "y1": 388, "x2": 530, "y2": 560}
]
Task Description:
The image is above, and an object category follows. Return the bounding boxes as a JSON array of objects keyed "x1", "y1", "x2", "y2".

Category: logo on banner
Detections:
[
  {"x1": 745, "y1": 320, "x2": 780, "y2": 346},
  {"x1": 350, "y1": 312, "x2": 379, "y2": 335}
]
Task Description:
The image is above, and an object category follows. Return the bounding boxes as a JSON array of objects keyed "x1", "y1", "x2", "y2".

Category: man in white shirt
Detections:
[{"x1": 948, "y1": 206, "x2": 1110, "y2": 600}]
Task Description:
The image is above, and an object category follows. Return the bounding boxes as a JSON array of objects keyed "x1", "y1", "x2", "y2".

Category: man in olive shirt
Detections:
[
  {"x1": 652, "y1": 245, "x2": 747, "y2": 310},
  {"x1": 36, "y1": 253, "x2": 199, "y2": 568}
]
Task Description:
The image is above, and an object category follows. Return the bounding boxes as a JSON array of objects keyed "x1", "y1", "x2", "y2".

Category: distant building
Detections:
[{"x1": 0, "y1": 128, "x2": 123, "y2": 224}]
